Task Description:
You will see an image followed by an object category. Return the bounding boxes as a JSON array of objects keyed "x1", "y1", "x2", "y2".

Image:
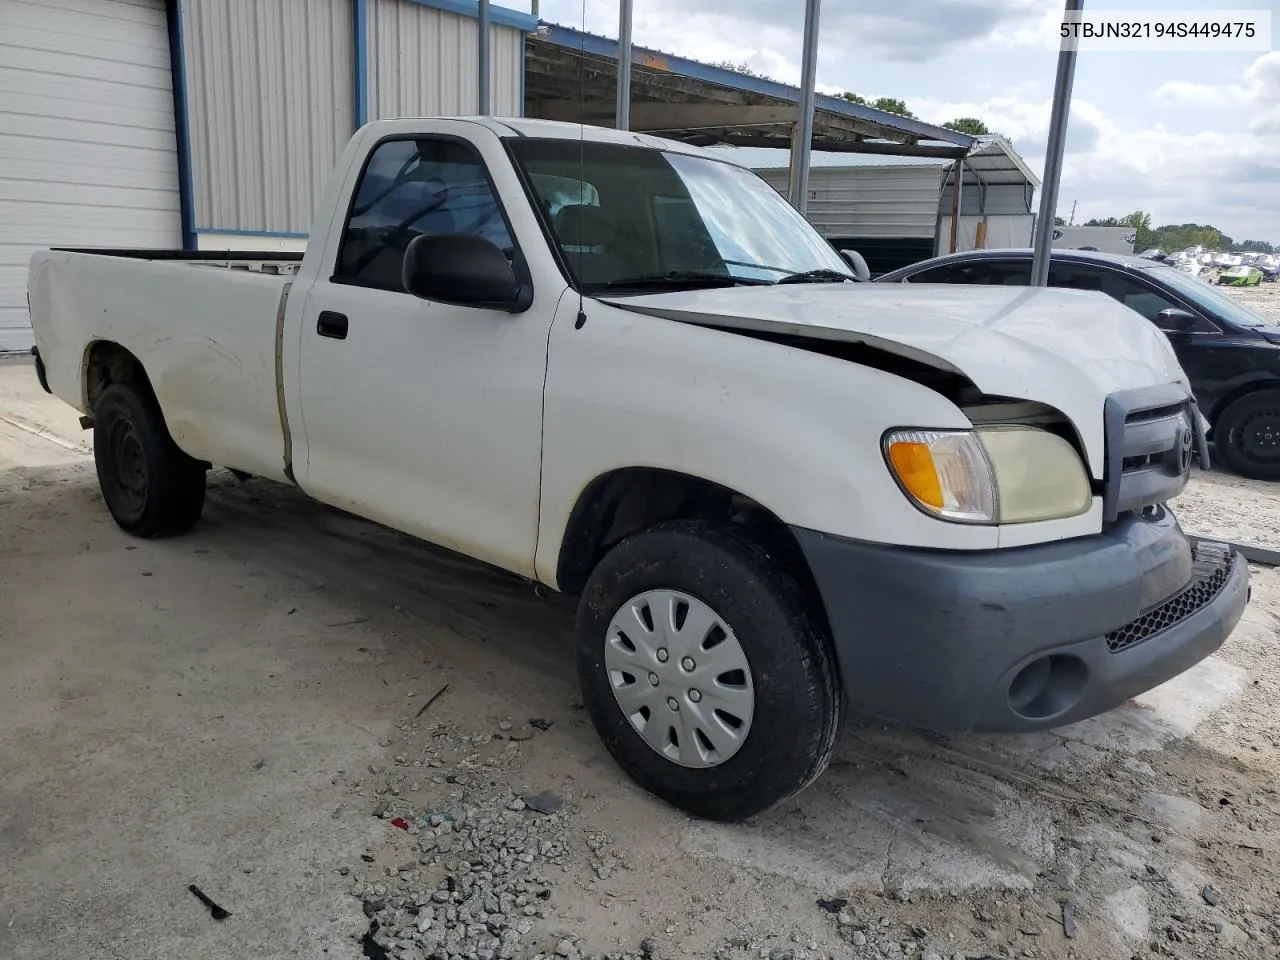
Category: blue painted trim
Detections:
[
  {"x1": 354, "y1": 0, "x2": 369, "y2": 126},
  {"x1": 403, "y1": 0, "x2": 537, "y2": 32},
  {"x1": 166, "y1": 0, "x2": 197, "y2": 250},
  {"x1": 536, "y1": 23, "x2": 975, "y2": 150},
  {"x1": 197, "y1": 228, "x2": 310, "y2": 239}
]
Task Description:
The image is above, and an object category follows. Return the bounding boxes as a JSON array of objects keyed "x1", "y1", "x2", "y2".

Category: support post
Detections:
[
  {"x1": 948, "y1": 160, "x2": 961, "y2": 253},
  {"x1": 166, "y1": 0, "x2": 196, "y2": 250},
  {"x1": 1031, "y1": 0, "x2": 1083, "y2": 286},
  {"x1": 353, "y1": 0, "x2": 369, "y2": 126},
  {"x1": 616, "y1": 0, "x2": 633, "y2": 130},
  {"x1": 478, "y1": 0, "x2": 491, "y2": 115},
  {"x1": 787, "y1": 0, "x2": 821, "y2": 213}
]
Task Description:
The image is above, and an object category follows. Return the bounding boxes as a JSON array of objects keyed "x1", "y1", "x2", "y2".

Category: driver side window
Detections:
[{"x1": 334, "y1": 138, "x2": 514, "y2": 292}]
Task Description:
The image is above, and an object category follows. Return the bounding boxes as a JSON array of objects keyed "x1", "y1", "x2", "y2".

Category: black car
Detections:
[{"x1": 875, "y1": 249, "x2": 1280, "y2": 481}]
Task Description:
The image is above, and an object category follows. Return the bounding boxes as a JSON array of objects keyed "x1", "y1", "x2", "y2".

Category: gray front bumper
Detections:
[{"x1": 793, "y1": 508, "x2": 1249, "y2": 733}]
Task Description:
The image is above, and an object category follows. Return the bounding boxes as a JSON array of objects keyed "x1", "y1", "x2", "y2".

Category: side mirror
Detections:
[
  {"x1": 1155, "y1": 307, "x2": 1195, "y2": 333},
  {"x1": 839, "y1": 248, "x2": 871, "y2": 282},
  {"x1": 402, "y1": 234, "x2": 531, "y2": 312}
]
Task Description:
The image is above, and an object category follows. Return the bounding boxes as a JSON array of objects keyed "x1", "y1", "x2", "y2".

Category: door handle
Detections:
[{"x1": 317, "y1": 311, "x2": 349, "y2": 339}]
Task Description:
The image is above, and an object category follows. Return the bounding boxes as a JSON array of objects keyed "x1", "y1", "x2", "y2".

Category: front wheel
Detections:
[
  {"x1": 1214, "y1": 390, "x2": 1280, "y2": 481},
  {"x1": 93, "y1": 382, "x2": 206, "y2": 537},
  {"x1": 576, "y1": 520, "x2": 842, "y2": 821}
]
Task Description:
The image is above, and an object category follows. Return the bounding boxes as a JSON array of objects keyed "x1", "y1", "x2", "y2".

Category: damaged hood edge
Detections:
[{"x1": 600, "y1": 285, "x2": 1189, "y2": 476}]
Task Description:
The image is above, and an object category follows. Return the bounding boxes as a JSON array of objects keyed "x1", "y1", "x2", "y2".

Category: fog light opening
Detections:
[{"x1": 1007, "y1": 654, "x2": 1088, "y2": 721}]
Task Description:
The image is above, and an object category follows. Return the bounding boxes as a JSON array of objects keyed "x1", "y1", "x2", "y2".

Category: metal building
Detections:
[
  {"x1": 718, "y1": 139, "x2": 1040, "y2": 276},
  {"x1": 0, "y1": 0, "x2": 535, "y2": 352}
]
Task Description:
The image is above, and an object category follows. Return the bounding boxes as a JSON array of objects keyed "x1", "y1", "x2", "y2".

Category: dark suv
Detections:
[{"x1": 876, "y1": 249, "x2": 1280, "y2": 481}]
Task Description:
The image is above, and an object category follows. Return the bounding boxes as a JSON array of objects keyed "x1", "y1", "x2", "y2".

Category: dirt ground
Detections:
[{"x1": 2, "y1": 286, "x2": 1280, "y2": 960}]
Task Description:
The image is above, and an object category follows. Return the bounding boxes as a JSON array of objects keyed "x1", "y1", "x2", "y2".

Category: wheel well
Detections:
[
  {"x1": 1207, "y1": 381, "x2": 1280, "y2": 432},
  {"x1": 555, "y1": 468, "x2": 821, "y2": 603},
  {"x1": 84, "y1": 341, "x2": 155, "y2": 412}
]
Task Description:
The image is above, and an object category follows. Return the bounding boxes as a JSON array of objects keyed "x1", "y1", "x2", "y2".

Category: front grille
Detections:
[
  {"x1": 1106, "y1": 552, "x2": 1235, "y2": 653},
  {"x1": 1102, "y1": 385, "x2": 1203, "y2": 521}
]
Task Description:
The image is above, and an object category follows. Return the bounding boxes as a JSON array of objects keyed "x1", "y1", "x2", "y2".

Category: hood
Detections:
[{"x1": 601, "y1": 283, "x2": 1188, "y2": 475}]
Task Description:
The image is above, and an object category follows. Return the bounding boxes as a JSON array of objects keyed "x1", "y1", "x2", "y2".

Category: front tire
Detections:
[
  {"x1": 93, "y1": 382, "x2": 206, "y2": 537},
  {"x1": 576, "y1": 520, "x2": 842, "y2": 821},
  {"x1": 1214, "y1": 390, "x2": 1280, "y2": 481}
]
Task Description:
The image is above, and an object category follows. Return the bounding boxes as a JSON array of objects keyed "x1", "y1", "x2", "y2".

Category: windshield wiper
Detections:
[
  {"x1": 776, "y1": 269, "x2": 854, "y2": 285},
  {"x1": 597, "y1": 271, "x2": 772, "y2": 290}
]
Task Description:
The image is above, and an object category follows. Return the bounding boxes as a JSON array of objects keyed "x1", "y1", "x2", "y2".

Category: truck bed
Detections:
[
  {"x1": 28, "y1": 248, "x2": 295, "y2": 482},
  {"x1": 52, "y1": 247, "x2": 302, "y2": 276}
]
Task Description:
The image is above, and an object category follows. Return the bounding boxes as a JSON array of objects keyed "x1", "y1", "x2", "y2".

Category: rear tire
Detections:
[
  {"x1": 93, "y1": 382, "x2": 206, "y2": 537},
  {"x1": 576, "y1": 519, "x2": 842, "y2": 821},
  {"x1": 1214, "y1": 390, "x2": 1280, "y2": 481}
]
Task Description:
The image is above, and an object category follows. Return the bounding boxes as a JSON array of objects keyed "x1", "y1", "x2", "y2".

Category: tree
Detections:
[
  {"x1": 1083, "y1": 211, "x2": 1154, "y2": 248},
  {"x1": 871, "y1": 96, "x2": 915, "y2": 118},
  {"x1": 944, "y1": 117, "x2": 991, "y2": 136},
  {"x1": 1063, "y1": 215, "x2": 1272, "y2": 253},
  {"x1": 710, "y1": 60, "x2": 772, "y2": 79},
  {"x1": 838, "y1": 93, "x2": 916, "y2": 118},
  {"x1": 1138, "y1": 222, "x2": 1229, "y2": 252}
]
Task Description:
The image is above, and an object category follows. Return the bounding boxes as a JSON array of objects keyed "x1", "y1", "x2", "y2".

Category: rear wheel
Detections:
[
  {"x1": 93, "y1": 382, "x2": 206, "y2": 537},
  {"x1": 1214, "y1": 390, "x2": 1280, "y2": 481},
  {"x1": 576, "y1": 520, "x2": 842, "y2": 821}
]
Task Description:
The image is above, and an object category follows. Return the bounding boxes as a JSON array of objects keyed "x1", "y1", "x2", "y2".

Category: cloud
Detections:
[
  {"x1": 816, "y1": 0, "x2": 1047, "y2": 62},
  {"x1": 541, "y1": 0, "x2": 1048, "y2": 70},
  {"x1": 1152, "y1": 80, "x2": 1250, "y2": 106},
  {"x1": 1247, "y1": 51, "x2": 1280, "y2": 102},
  {"x1": 907, "y1": 93, "x2": 1113, "y2": 154},
  {"x1": 1153, "y1": 52, "x2": 1280, "y2": 139},
  {"x1": 907, "y1": 84, "x2": 1280, "y2": 240}
]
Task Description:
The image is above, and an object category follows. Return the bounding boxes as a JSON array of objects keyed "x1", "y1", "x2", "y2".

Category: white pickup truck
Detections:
[{"x1": 27, "y1": 117, "x2": 1249, "y2": 821}]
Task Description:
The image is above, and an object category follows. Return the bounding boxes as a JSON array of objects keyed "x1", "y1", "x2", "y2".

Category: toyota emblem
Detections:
[{"x1": 1178, "y1": 421, "x2": 1194, "y2": 474}]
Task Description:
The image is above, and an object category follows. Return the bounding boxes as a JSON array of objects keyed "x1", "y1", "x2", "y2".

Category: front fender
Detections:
[{"x1": 533, "y1": 300, "x2": 1001, "y2": 586}]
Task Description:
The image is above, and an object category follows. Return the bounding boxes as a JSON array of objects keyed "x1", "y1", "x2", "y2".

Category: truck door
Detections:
[{"x1": 293, "y1": 134, "x2": 554, "y2": 578}]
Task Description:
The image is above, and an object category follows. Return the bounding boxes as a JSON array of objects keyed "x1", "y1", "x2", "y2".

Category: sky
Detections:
[{"x1": 526, "y1": 0, "x2": 1280, "y2": 244}]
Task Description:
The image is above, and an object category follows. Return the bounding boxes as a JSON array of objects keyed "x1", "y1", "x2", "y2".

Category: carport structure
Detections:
[{"x1": 524, "y1": 24, "x2": 975, "y2": 163}]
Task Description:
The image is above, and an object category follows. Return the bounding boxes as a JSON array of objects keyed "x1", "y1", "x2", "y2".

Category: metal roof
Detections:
[
  {"x1": 959, "y1": 137, "x2": 1041, "y2": 187},
  {"x1": 709, "y1": 147, "x2": 949, "y2": 169},
  {"x1": 714, "y1": 136, "x2": 1040, "y2": 187},
  {"x1": 524, "y1": 24, "x2": 975, "y2": 159}
]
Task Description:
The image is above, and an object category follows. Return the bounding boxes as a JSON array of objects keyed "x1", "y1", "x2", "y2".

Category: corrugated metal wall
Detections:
[
  {"x1": 368, "y1": 0, "x2": 522, "y2": 119},
  {"x1": 0, "y1": 0, "x2": 181, "y2": 351},
  {"x1": 756, "y1": 167, "x2": 944, "y2": 240},
  {"x1": 181, "y1": 0, "x2": 355, "y2": 235},
  {"x1": 940, "y1": 182, "x2": 1034, "y2": 217}
]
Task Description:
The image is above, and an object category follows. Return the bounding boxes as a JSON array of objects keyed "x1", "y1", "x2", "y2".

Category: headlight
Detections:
[{"x1": 883, "y1": 426, "x2": 1092, "y2": 524}]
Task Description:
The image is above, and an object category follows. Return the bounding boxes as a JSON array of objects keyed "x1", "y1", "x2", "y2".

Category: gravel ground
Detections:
[
  {"x1": 1218, "y1": 278, "x2": 1280, "y2": 323},
  {"x1": 4, "y1": 282, "x2": 1280, "y2": 960}
]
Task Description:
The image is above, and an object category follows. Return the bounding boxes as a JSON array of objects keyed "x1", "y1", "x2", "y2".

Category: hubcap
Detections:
[
  {"x1": 108, "y1": 418, "x2": 148, "y2": 516},
  {"x1": 604, "y1": 589, "x2": 755, "y2": 769},
  {"x1": 1238, "y1": 410, "x2": 1280, "y2": 463}
]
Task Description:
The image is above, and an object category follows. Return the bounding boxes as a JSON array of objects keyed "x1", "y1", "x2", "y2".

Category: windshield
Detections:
[
  {"x1": 508, "y1": 139, "x2": 852, "y2": 291},
  {"x1": 1140, "y1": 263, "x2": 1274, "y2": 327}
]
